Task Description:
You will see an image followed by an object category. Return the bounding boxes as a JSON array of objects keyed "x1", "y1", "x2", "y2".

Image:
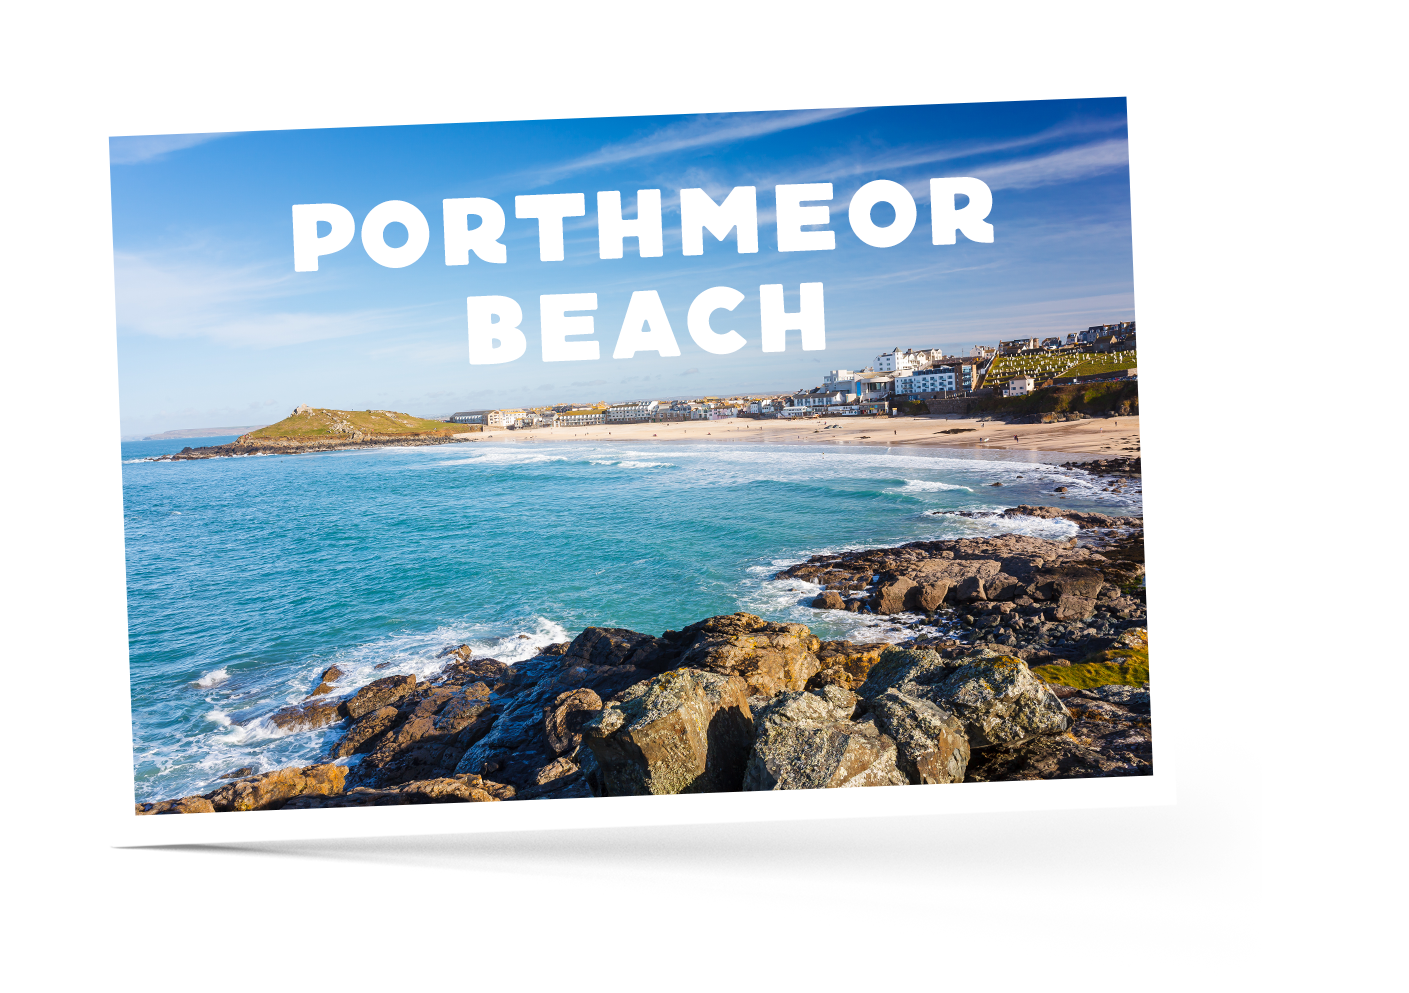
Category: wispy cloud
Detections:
[
  {"x1": 109, "y1": 133, "x2": 230, "y2": 165},
  {"x1": 527, "y1": 108, "x2": 865, "y2": 185},
  {"x1": 114, "y1": 250, "x2": 444, "y2": 348},
  {"x1": 973, "y1": 138, "x2": 1129, "y2": 190}
]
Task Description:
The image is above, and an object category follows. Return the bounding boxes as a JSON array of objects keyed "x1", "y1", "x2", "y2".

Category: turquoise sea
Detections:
[{"x1": 121, "y1": 434, "x2": 1143, "y2": 802}]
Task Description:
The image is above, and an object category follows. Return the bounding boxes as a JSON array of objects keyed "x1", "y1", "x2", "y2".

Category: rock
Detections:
[
  {"x1": 1054, "y1": 594, "x2": 1097, "y2": 621},
  {"x1": 202, "y1": 763, "x2": 347, "y2": 812},
  {"x1": 1054, "y1": 486, "x2": 1067, "y2": 493},
  {"x1": 989, "y1": 481, "x2": 1003, "y2": 487},
  {"x1": 806, "y1": 641, "x2": 890, "y2": 692},
  {"x1": 858, "y1": 646, "x2": 1070, "y2": 750},
  {"x1": 952, "y1": 575, "x2": 987, "y2": 603},
  {"x1": 319, "y1": 665, "x2": 344, "y2": 684},
  {"x1": 867, "y1": 688, "x2": 971, "y2": 784},
  {"x1": 558, "y1": 627, "x2": 680, "y2": 674},
  {"x1": 281, "y1": 775, "x2": 507, "y2": 808},
  {"x1": 875, "y1": 575, "x2": 916, "y2": 614},
  {"x1": 349, "y1": 682, "x2": 496, "y2": 788},
  {"x1": 345, "y1": 674, "x2": 416, "y2": 719},
  {"x1": 452, "y1": 647, "x2": 658, "y2": 788},
  {"x1": 267, "y1": 697, "x2": 346, "y2": 732},
  {"x1": 135, "y1": 796, "x2": 217, "y2": 815},
  {"x1": 218, "y1": 767, "x2": 255, "y2": 779},
  {"x1": 329, "y1": 705, "x2": 401, "y2": 758},
  {"x1": 539, "y1": 641, "x2": 571, "y2": 656},
  {"x1": 811, "y1": 590, "x2": 846, "y2": 610},
  {"x1": 543, "y1": 688, "x2": 603, "y2": 755},
  {"x1": 581, "y1": 667, "x2": 754, "y2": 796},
  {"x1": 673, "y1": 613, "x2": 822, "y2": 698},
  {"x1": 743, "y1": 685, "x2": 908, "y2": 790},
  {"x1": 907, "y1": 581, "x2": 949, "y2": 612}
]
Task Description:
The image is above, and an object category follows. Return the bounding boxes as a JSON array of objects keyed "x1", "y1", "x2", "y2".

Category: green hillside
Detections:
[
  {"x1": 980, "y1": 348, "x2": 1137, "y2": 388},
  {"x1": 240, "y1": 407, "x2": 464, "y2": 442}
]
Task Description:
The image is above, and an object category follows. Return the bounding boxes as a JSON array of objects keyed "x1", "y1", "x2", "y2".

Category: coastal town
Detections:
[{"x1": 444, "y1": 321, "x2": 1137, "y2": 429}]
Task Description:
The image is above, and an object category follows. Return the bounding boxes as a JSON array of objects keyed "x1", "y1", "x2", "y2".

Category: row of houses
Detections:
[{"x1": 998, "y1": 322, "x2": 1137, "y2": 356}]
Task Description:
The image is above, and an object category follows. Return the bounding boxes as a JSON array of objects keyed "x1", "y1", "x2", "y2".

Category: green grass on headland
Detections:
[
  {"x1": 969, "y1": 381, "x2": 1138, "y2": 417},
  {"x1": 241, "y1": 408, "x2": 465, "y2": 441}
]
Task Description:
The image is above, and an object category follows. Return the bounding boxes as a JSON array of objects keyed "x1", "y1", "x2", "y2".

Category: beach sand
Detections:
[{"x1": 465, "y1": 414, "x2": 1141, "y2": 456}]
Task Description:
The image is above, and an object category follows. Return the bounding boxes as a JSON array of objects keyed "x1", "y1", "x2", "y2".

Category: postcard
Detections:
[{"x1": 111, "y1": 98, "x2": 1157, "y2": 838}]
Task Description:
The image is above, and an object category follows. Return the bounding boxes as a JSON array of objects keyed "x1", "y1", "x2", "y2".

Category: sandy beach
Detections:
[{"x1": 463, "y1": 414, "x2": 1141, "y2": 457}]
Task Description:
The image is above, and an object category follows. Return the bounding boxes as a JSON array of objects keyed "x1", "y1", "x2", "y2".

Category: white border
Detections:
[{"x1": 99, "y1": 85, "x2": 1172, "y2": 845}]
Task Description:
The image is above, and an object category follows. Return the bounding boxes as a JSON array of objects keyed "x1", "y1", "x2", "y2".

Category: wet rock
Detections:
[
  {"x1": 267, "y1": 697, "x2": 347, "y2": 732},
  {"x1": 218, "y1": 767, "x2": 255, "y2": 780},
  {"x1": 812, "y1": 590, "x2": 846, "y2": 610},
  {"x1": 875, "y1": 575, "x2": 916, "y2": 614},
  {"x1": 743, "y1": 685, "x2": 908, "y2": 790},
  {"x1": 674, "y1": 612, "x2": 822, "y2": 697},
  {"x1": 581, "y1": 667, "x2": 754, "y2": 796},
  {"x1": 345, "y1": 674, "x2": 416, "y2": 719},
  {"x1": 319, "y1": 665, "x2": 344, "y2": 684}
]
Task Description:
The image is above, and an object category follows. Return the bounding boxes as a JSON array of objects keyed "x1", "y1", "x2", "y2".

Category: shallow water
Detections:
[{"x1": 121, "y1": 435, "x2": 1142, "y2": 801}]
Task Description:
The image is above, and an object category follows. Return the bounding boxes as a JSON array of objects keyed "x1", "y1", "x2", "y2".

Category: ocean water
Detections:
[{"x1": 121, "y1": 433, "x2": 1143, "y2": 802}]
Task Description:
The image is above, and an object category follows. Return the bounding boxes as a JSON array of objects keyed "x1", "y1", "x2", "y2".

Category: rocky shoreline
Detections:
[
  {"x1": 138, "y1": 474, "x2": 1151, "y2": 813},
  {"x1": 156, "y1": 433, "x2": 474, "y2": 461}
]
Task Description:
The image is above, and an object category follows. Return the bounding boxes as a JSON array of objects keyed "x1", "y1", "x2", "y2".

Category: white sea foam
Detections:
[
  {"x1": 889, "y1": 479, "x2": 973, "y2": 494},
  {"x1": 194, "y1": 667, "x2": 229, "y2": 688}
]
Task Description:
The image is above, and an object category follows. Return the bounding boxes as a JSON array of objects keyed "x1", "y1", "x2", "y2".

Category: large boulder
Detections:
[
  {"x1": 581, "y1": 667, "x2": 754, "y2": 796},
  {"x1": 543, "y1": 688, "x2": 603, "y2": 755},
  {"x1": 866, "y1": 688, "x2": 970, "y2": 784},
  {"x1": 875, "y1": 575, "x2": 916, "y2": 614},
  {"x1": 907, "y1": 581, "x2": 949, "y2": 612},
  {"x1": 743, "y1": 685, "x2": 907, "y2": 790},
  {"x1": 859, "y1": 647, "x2": 1071, "y2": 751},
  {"x1": 811, "y1": 590, "x2": 846, "y2": 610},
  {"x1": 673, "y1": 613, "x2": 821, "y2": 697}
]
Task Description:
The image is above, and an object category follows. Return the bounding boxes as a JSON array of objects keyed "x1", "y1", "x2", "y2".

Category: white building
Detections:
[
  {"x1": 875, "y1": 348, "x2": 927, "y2": 374},
  {"x1": 607, "y1": 400, "x2": 659, "y2": 423},
  {"x1": 892, "y1": 369, "x2": 957, "y2": 395},
  {"x1": 487, "y1": 408, "x2": 527, "y2": 427},
  {"x1": 788, "y1": 390, "x2": 848, "y2": 409},
  {"x1": 1003, "y1": 375, "x2": 1037, "y2": 397},
  {"x1": 557, "y1": 408, "x2": 606, "y2": 426}
]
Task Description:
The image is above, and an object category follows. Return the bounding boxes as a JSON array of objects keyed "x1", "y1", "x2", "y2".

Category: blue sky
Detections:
[{"x1": 110, "y1": 98, "x2": 1133, "y2": 435}]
